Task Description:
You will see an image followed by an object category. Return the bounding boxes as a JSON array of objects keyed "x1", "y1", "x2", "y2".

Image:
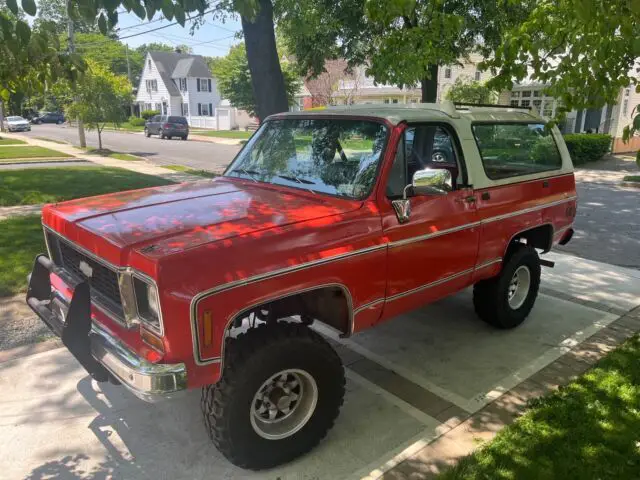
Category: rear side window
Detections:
[
  {"x1": 472, "y1": 123, "x2": 562, "y2": 180},
  {"x1": 168, "y1": 116, "x2": 187, "y2": 124}
]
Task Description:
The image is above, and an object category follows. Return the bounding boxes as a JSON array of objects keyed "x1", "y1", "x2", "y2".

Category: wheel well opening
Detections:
[
  {"x1": 227, "y1": 286, "x2": 352, "y2": 339},
  {"x1": 509, "y1": 224, "x2": 554, "y2": 254}
]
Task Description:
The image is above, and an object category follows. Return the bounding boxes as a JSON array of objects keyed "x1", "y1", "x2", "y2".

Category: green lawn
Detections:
[
  {"x1": 623, "y1": 175, "x2": 640, "y2": 182},
  {"x1": 0, "y1": 166, "x2": 174, "y2": 206},
  {"x1": 84, "y1": 148, "x2": 142, "y2": 161},
  {"x1": 0, "y1": 138, "x2": 26, "y2": 145},
  {"x1": 0, "y1": 215, "x2": 45, "y2": 297},
  {"x1": 165, "y1": 164, "x2": 219, "y2": 178},
  {"x1": 195, "y1": 130, "x2": 252, "y2": 139},
  {"x1": 440, "y1": 336, "x2": 640, "y2": 480},
  {"x1": 108, "y1": 122, "x2": 145, "y2": 132},
  {"x1": 0, "y1": 146, "x2": 71, "y2": 159}
]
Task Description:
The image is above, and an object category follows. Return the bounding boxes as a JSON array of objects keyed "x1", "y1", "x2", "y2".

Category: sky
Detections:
[{"x1": 115, "y1": 10, "x2": 242, "y2": 58}]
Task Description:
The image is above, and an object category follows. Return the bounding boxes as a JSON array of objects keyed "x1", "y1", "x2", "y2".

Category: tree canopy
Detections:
[
  {"x1": 445, "y1": 76, "x2": 497, "y2": 104},
  {"x1": 64, "y1": 60, "x2": 132, "y2": 149},
  {"x1": 213, "y1": 42, "x2": 300, "y2": 117},
  {"x1": 278, "y1": 0, "x2": 533, "y2": 102}
]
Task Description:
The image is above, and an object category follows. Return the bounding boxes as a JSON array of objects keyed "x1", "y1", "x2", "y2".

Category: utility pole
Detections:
[
  {"x1": 125, "y1": 44, "x2": 134, "y2": 117},
  {"x1": 67, "y1": 0, "x2": 86, "y2": 147}
]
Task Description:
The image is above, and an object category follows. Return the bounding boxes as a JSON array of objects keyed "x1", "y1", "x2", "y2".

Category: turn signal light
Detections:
[{"x1": 141, "y1": 325, "x2": 165, "y2": 354}]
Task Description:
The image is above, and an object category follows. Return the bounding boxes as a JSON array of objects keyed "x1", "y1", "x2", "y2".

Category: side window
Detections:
[
  {"x1": 386, "y1": 125, "x2": 460, "y2": 198},
  {"x1": 151, "y1": 115, "x2": 160, "y2": 122},
  {"x1": 472, "y1": 123, "x2": 562, "y2": 180}
]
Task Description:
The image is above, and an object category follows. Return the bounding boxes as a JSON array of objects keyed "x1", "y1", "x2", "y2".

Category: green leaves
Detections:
[
  {"x1": 15, "y1": 19, "x2": 30, "y2": 44},
  {"x1": 161, "y1": 0, "x2": 175, "y2": 21},
  {"x1": 174, "y1": 4, "x2": 186, "y2": 26},
  {"x1": 20, "y1": 0, "x2": 36, "y2": 16},
  {"x1": 5, "y1": 0, "x2": 19, "y2": 15}
]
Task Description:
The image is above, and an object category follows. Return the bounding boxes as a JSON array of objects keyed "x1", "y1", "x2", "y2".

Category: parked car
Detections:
[
  {"x1": 31, "y1": 112, "x2": 65, "y2": 124},
  {"x1": 27, "y1": 103, "x2": 576, "y2": 470},
  {"x1": 3, "y1": 115, "x2": 31, "y2": 132},
  {"x1": 144, "y1": 115, "x2": 189, "y2": 140}
]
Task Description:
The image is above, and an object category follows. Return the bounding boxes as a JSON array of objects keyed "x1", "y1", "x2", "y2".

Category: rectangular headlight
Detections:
[{"x1": 133, "y1": 276, "x2": 162, "y2": 333}]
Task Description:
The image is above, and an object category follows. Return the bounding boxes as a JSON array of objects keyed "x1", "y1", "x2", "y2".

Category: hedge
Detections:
[
  {"x1": 141, "y1": 110, "x2": 160, "y2": 120},
  {"x1": 128, "y1": 116, "x2": 146, "y2": 126},
  {"x1": 563, "y1": 133, "x2": 612, "y2": 165}
]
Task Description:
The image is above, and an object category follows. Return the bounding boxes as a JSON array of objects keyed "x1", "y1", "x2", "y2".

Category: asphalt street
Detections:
[{"x1": 21, "y1": 124, "x2": 241, "y2": 172}]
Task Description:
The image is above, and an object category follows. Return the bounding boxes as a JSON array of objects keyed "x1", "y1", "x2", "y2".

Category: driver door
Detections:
[{"x1": 380, "y1": 124, "x2": 480, "y2": 319}]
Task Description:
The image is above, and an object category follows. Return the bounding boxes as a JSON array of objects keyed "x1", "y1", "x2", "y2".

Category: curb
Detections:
[{"x1": 621, "y1": 181, "x2": 640, "y2": 189}]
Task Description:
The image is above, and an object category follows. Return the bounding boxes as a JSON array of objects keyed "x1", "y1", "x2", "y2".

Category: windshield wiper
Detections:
[
  {"x1": 276, "y1": 174, "x2": 315, "y2": 185},
  {"x1": 232, "y1": 167, "x2": 261, "y2": 182}
]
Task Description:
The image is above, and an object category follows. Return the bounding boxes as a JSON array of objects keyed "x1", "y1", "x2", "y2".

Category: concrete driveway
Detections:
[{"x1": 1, "y1": 251, "x2": 639, "y2": 480}]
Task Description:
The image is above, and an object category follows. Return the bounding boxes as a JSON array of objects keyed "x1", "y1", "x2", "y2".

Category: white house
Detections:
[{"x1": 135, "y1": 51, "x2": 230, "y2": 128}]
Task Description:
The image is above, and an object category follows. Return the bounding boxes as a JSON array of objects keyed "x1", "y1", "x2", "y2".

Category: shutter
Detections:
[
  {"x1": 198, "y1": 103, "x2": 202, "y2": 116},
  {"x1": 209, "y1": 103, "x2": 213, "y2": 116},
  {"x1": 197, "y1": 79, "x2": 200, "y2": 92},
  {"x1": 208, "y1": 78, "x2": 212, "y2": 92},
  {"x1": 184, "y1": 79, "x2": 187, "y2": 92}
]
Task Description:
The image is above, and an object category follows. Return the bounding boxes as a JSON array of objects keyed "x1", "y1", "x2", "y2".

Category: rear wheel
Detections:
[
  {"x1": 473, "y1": 245, "x2": 541, "y2": 329},
  {"x1": 159, "y1": 129, "x2": 166, "y2": 139},
  {"x1": 201, "y1": 323, "x2": 345, "y2": 470},
  {"x1": 181, "y1": 135, "x2": 188, "y2": 141},
  {"x1": 167, "y1": 136, "x2": 173, "y2": 140},
  {"x1": 56, "y1": 119, "x2": 63, "y2": 125}
]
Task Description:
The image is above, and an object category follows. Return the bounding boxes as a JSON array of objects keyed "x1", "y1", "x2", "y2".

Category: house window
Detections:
[
  {"x1": 392, "y1": 99, "x2": 399, "y2": 104},
  {"x1": 410, "y1": 99, "x2": 417, "y2": 103},
  {"x1": 144, "y1": 103, "x2": 152, "y2": 111},
  {"x1": 510, "y1": 100, "x2": 519, "y2": 107},
  {"x1": 145, "y1": 79, "x2": 157, "y2": 92},
  {"x1": 474, "y1": 70, "x2": 481, "y2": 81},
  {"x1": 200, "y1": 103, "x2": 210, "y2": 116},
  {"x1": 444, "y1": 67, "x2": 452, "y2": 79},
  {"x1": 155, "y1": 103, "x2": 161, "y2": 112},
  {"x1": 179, "y1": 78, "x2": 187, "y2": 91},
  {"x1": 532, "y1": 99, "x2": 542, "y2": 112},
  {"x1": 511, "y1": 91, "x2": 520, "y2": 98},
  {"x1": 533, "y1": 90, "x2": 541, "y2": 97},
  {"x1": 199, "y1": 78, "x2": 209, "y2": 92},
  {"x1": 181, "y1": 103, "x2": 189, "y2": 116},
  {"x1": 521, "y1": 90, "x2": 532, "y2": 98},
  {"x1": 383, "y1": 99, "x2": 389, "y2": 104},
  {"x1": 623, "y1": 99, "x2": 629, "y2": 116},
  {"x1": 521, "y1": 100, "x2": 531, "y2": 108},
  {"x1": 625, "y1": 88, "x2": 630, "y2": 97},
  {"x1": 542, "y1": 101, "x2": 554, "y2": 117},
  {"x1": 148, "y1": 59, "x2": 152, "y2": 70}
]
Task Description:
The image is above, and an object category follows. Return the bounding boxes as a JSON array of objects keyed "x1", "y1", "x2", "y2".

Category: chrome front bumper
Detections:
[{"x1": 27, "y1": 254, "x2": 187, "y2": 403}]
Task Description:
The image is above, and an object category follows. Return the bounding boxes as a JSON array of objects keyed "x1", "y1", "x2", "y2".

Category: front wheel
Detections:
[
  {"x1": 159, "y1": 129, "x2": 166, "y2": 139},
  {"x1": 201, "y1": 323, "x2": 345, "y2": 470},
  {"x1": 473, "y1": 244, "x2": 541, "y2": 329},
  {"x1": 144, "y1": 128, "x2": 151, "y2": 138}
]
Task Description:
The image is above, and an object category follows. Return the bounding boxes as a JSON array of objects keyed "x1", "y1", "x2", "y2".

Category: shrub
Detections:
[
  {"x1": 128, "y1": 116, "x2": 146, "y2": 126},
  {"x1": 563, "y1": 134, "x2": 612, "y2": 165},
  {"x1": 141, "y1": 110, "x2": 160, "y2": 120}
]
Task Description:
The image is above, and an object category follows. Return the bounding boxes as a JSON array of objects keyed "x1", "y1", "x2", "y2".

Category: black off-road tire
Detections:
[
  {"x1": 473, "y1": 244, "x2": 541, "y2": 329},
  {"x1": 201, "y1": 323, "x2": 345, "y2": 470}
]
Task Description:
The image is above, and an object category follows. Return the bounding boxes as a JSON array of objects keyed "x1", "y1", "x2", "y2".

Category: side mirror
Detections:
[
  {"x1": 411, "y1": 168, "x2": 452, "y2": 197},
  {"x1": 391, "y1": 168, "x2": 453, "y2": 224}
]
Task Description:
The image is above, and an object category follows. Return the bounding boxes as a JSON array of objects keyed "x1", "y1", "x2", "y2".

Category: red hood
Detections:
[{"x1": 43, "y1": 177, "x2": 362, "y2": 257}]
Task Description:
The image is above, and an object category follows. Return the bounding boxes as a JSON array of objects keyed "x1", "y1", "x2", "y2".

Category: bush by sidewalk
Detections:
[
  {"x1": 128, "y1": 116, "x2": 146, "y2": 127},
  {"x1": 563, "y1": 134, "x2": 612, "y2": 165}
]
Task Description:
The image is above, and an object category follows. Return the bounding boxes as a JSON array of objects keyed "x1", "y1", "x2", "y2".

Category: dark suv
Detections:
[
  {"x1": 144, "y1": 115, "x2": 189, "y2": 140},
  {"x1": 31, "y1": 112, "x2": 65, "y2": 125}
]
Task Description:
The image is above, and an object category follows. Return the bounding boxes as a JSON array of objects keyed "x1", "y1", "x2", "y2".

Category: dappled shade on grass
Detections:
[
  {"x1": 0, "y1": 215, "x2": 44, "y2": 297},
  {"x1": 0, "y1": 146, "x2": 71, "y2": 159},
  {"x1": 440, "y1": 336, "x2": 640, "y2": 480},
  {"x1": 0, "y1": 166, "x2": 174, "y2": 206}
]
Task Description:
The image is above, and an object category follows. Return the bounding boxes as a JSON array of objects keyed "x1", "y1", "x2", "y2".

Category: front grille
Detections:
[{"x1": 47, "y1": 232, "x2": 124, "y2": 318}]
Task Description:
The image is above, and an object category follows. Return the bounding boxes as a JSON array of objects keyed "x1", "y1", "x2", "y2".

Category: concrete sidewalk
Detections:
[{"x1": 1, "y1": 250, "x2": 639, "y2": 480}]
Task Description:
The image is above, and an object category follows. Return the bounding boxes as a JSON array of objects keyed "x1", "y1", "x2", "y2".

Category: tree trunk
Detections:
[
  {"x1": 241, "y1": 0, "x2": 289, "y2": 121},
  {"x1": 420, "y1": 64, "x2": 439, "y2": 103},
  {"x1": 98, "y1": 128, "x2": 102, "y2": 150},
  {"x1": 0, "y1": 99, "x2": 5, "y2": 133}
]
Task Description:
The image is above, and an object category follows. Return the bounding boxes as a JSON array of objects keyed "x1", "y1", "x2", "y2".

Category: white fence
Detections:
[{"x1": 188, "y1": 108, "x2": 236, "y2": 130}]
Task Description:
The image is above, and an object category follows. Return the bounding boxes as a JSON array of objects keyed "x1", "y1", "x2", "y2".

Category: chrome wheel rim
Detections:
[
  {"x1": 250, "y1": 369, "x2": 318, "y2": 440},
  {"x1": 508, "y1": 265, "x2": 531, "y2": 309}
]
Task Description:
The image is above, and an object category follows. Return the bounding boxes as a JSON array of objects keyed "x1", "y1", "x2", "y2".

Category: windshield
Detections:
[
  {"x1": 225, "y1": 118, "x2": 388, "y2": 199},
  {"x1": 7, "y1": 116, "x2": 23, "y2": 121}
]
